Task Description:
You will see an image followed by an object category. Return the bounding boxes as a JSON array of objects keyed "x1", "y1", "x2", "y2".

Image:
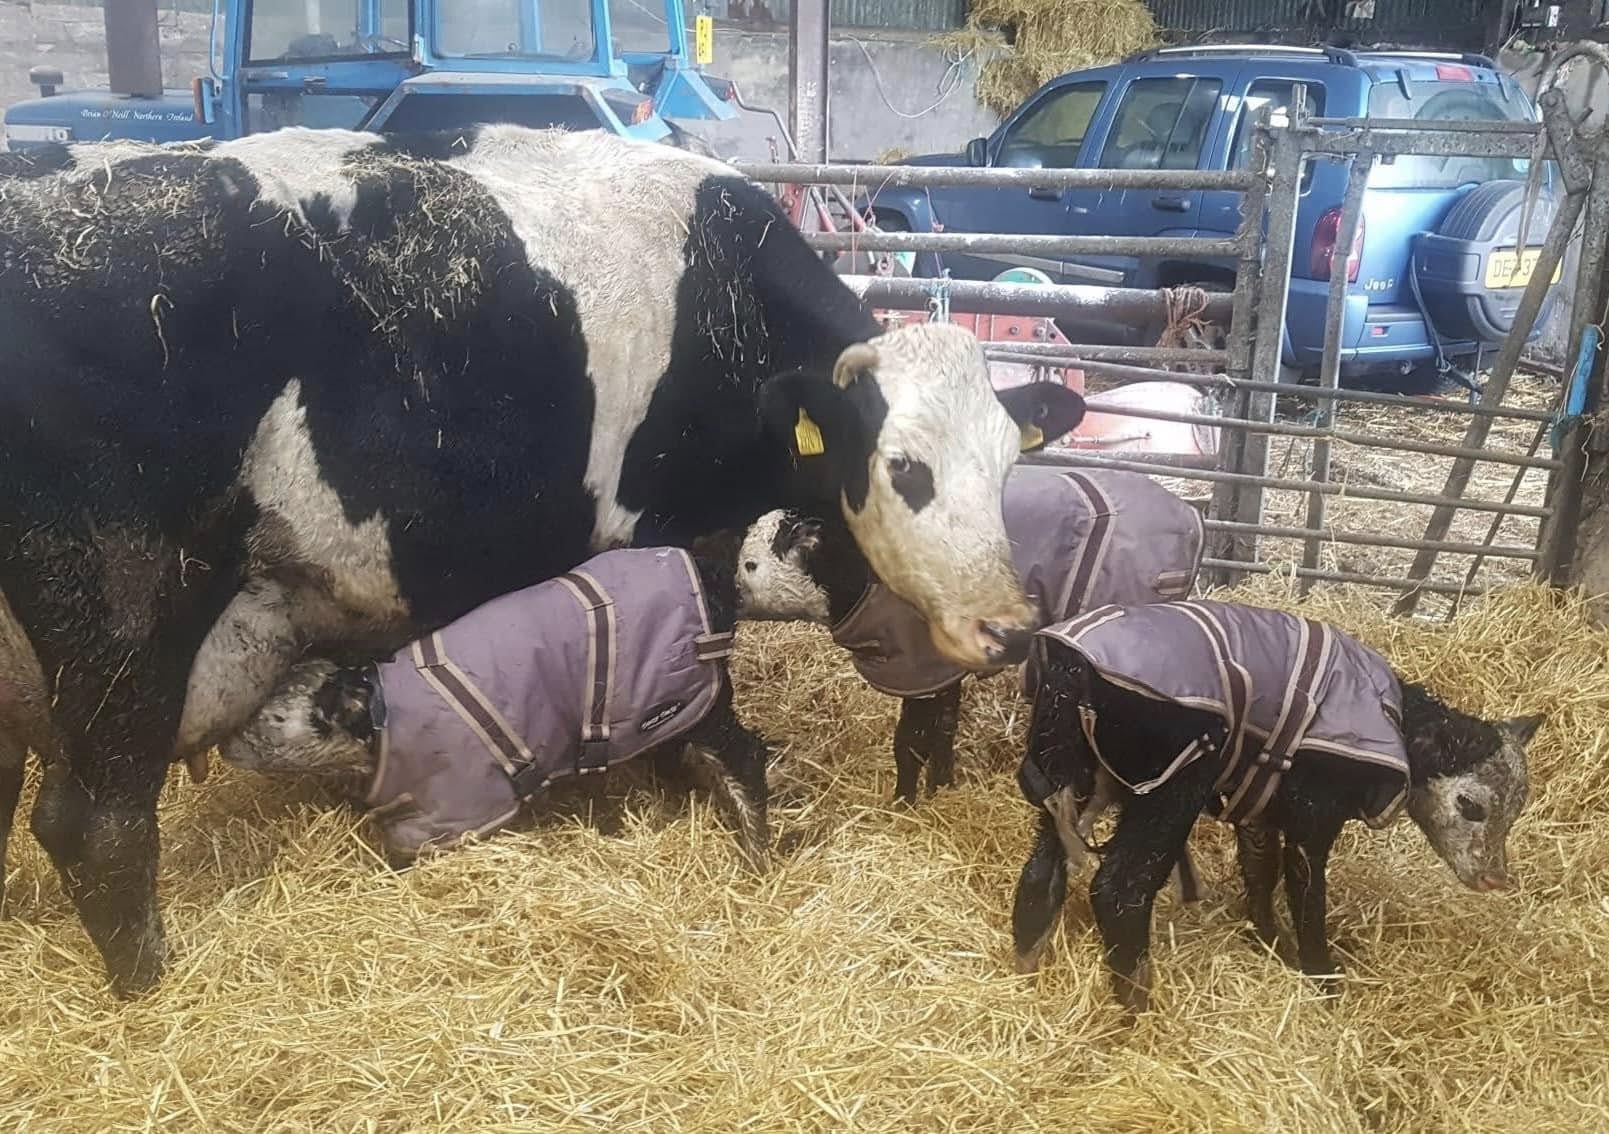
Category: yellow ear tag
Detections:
[
  {"x1": 795, "y1": 409, "x2": 825, "y2": 456},
  {"x1": 1019, "y1": 423, "x2": 1045, "y2": 452}
]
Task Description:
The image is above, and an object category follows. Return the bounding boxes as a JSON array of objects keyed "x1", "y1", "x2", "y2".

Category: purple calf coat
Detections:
[
  {"x1": 366, "y1": 547, "x2": 734, "y2": 859},
  {"x1": 1040, "y1": 600, "x2": 1409, "y2": 826},
  {"x1": 830, "y1": 467, "x2": 1204, "y2": 697}
]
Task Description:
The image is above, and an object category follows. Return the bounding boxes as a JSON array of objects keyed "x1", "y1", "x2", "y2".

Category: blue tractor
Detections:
[{"x1": 3, "y1": 0, "x2": 734, "y2": 150}]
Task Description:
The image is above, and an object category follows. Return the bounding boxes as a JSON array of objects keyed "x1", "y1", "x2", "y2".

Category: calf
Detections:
[
  {"x1": 224, "y1": 543, "x2": 771, "y2": 868},
  {"x1": 1010, "y1": 600, "x2": 1541, "y2": 1012},
  {"x1": 736, "y1": 466, "x2": 1204, "y2": 803}
]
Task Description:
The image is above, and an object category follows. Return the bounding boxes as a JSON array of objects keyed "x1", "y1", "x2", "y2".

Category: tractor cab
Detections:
[{"x1": 4, "y1": 0, "x2": 732, "y2": 149}]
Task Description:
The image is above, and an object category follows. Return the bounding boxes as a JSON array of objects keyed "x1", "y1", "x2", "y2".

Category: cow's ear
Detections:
[
  {"x1": 995, "y1": 383, "x2": 1086, "y2": 452},
  {"x1": 759, "y1": 370, "x2": 874, "y2": 511},
  {"x1": 759, "y1": 370, "x2": 866, "y2": 462}
]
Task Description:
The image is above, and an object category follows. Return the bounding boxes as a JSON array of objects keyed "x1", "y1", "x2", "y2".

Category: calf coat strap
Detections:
[
  {"x1": 1218, "y1": 618, "x2": 1332, "y2": 825},
  {"x1": 1056, "y1": 471, "x2": 1117, "y2": 619},
  {"x1": 1174, "y1": 603, "x2": 1254, "y2": 791},
  {"x1": 556, "y1": 569, "x2": 617, "y2": 775},
  {"x1": 411, "y1": 631, "x2": 532, "y2": 777}
]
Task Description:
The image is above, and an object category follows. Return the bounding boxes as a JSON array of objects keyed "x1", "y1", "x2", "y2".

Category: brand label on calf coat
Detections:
[{"x1": 640, "y1": 699, "x2": 686, "y2": 733}]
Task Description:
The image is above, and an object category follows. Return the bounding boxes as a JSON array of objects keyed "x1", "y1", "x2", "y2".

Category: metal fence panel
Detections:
[{"x1": 743, "y1": 93, "x2": 1597, "y2": 614}]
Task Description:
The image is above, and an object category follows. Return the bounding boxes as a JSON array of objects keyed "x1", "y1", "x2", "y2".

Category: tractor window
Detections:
[
  {"x1": 997, "y1": 82, "x2": 1105, "y2": 169},
  {"x1": 1099, "y1": 76, "x2": 1223, "y2": 171},
  {"x1": 608, "y1": 0, "x2": 670, "y2": 53},
  {"x1": 436, "y1": 0, "x2": 597, "y2": 60},
  {"x1": 246, "y1": 0, "x2": 409, "y2": 63}
]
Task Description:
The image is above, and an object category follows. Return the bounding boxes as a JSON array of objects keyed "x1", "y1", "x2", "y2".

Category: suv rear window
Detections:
[{"x1": 1367, "y1": 81, "x2": 1534, "y2": 189}]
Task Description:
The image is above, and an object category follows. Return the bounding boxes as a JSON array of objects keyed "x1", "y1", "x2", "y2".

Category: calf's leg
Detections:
[
  {"x1": 1235, "y1": 823, "x2": 1284, "y2": 952},
  {"x1": 1089, "y1": 757, "x2": 1217, "y2": 1012},
  {"x1": 891, "y1": 681, "x2": 963, "y2": 805},
  {"x1": 31, "y1": 753, "x2": 167, "y2": 996},
  {"x1": 1012, "y1": 810, "x2": 1069, "y2": 973},
  {"x1": 680, "y1": 685, "x2": 771, "y2": 871},
  {"x1": 1283, "y1": 818, "x2": 1346, "y2": 983}
]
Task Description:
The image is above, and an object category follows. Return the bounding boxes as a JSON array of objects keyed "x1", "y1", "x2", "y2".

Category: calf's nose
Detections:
[{"x1": 979, "y1": 620, "x2": 1035, "y2": 666}]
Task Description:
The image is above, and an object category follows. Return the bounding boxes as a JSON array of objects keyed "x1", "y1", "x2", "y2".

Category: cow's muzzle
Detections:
[{"x1": 931, "y1": 604, "x2": 1041, "y2": 669}]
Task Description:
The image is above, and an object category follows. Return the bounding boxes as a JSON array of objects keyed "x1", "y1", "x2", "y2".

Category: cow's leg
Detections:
[
  {"x1": 0, "y1": 733, "x2": 24, "y2": 913},
  {"x1": 1089, "y1": 757, "x2": 1216, "y2": 1013},
  {"x1": 31, "y1": 751, "x2": 167, "y2": 996},
  {"x1": 1012, "y1": 809, "x2": 1069, "y2": 974},
  {"x1": 1283, "y1": 817, "x2": 1346, "y2": 985},
  {"x1": 1236, "y1": 823, "x2": 1284, "y2": 954},
  {"x1": 680, "y1": 686, "x2": 771, "y2": 871},
  {"x1": 173, "y1": 577, "x2": 302, "y2": 758},
  {"x1": 890, "y1": 683, "x2": 963, "y2": 805}
]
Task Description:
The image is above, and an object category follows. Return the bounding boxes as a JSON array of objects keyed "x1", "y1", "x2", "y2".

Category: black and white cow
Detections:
[{"x1": 0, "y1": 125, "x2": 1084, "y2": 993}]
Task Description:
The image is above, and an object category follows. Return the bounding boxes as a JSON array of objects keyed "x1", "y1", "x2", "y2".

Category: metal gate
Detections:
[{"x1": 736, "y1": 62, "x2": 1609, "y2": 615}]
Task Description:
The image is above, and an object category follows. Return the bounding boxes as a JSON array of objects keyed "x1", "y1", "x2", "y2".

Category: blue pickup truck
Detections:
[{"x1": 869, "y1": 45, "x2": 1558, "y2": 385}]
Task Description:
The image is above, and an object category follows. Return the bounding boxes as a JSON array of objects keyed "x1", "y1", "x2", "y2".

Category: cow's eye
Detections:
[
  {"x1": 886, "y1": 454, "x2": 911, "y2": 475},
  {"x1": 743, "y1": 560, "x2": 758, "y2": 573},
  {"x1": 1456, "y1": 794, "x2": 1487, "y2": 823}
]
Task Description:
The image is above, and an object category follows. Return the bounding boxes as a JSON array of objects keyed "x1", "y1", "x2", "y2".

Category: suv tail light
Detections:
[
  {"x1": 1311, "y1": 206, "x2": 1364, "y2": 284},
  {"x1": 1435, "y1": 63, "x2": 1475, "y2": 82}
]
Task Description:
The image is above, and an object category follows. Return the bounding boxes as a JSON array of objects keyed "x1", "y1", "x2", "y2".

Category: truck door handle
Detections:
[
  {"x1": 1070, "y1": 205, "x2": 1090, "y2": 216},
  {"x1": 1152, "y1": 194, "x2": 1192, "y2": 213},
  {"x1": 1028, "y1": 186, "x2": 1062, "y2": 201}
]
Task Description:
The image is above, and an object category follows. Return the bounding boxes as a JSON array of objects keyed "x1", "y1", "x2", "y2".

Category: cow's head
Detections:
[{"x1": 760, "y1": 323, "x2": 1084, "y2": 668}]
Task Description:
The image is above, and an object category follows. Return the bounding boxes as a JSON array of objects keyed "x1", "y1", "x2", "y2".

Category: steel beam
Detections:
[
  {"x1": 104, "y1": 0, "x2": 164, "y2": 98},
  {"x1": 789, "y1": 0, "x2": 829, "y2": 164}
]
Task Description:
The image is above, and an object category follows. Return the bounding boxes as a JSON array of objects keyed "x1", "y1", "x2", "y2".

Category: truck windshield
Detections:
[
  {"x1": 1367, "y1": 80, "x2": 1535, "y2": 189},
  {"x1": 246, "y1": 0, "x2": 409, "y2": 63},
  {"x1": 436, "y1": 0, "x2": 596, "y2": 60}
]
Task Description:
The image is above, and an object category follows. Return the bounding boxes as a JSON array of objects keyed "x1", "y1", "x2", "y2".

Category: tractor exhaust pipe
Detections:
[{"x1": 103, "y1": 0, "x2": 164, "y2": 98}]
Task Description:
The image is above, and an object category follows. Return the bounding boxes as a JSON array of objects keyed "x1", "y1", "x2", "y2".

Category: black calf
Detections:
[{"x1": 1013, "y1": 643, "x2": 1539, "y2": 1011}]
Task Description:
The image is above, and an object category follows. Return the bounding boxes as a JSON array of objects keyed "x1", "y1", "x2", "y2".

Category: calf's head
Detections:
[
  {"x1": 1402, "y1": 684, "x2": 1541, "y2": 892},
  {"x1": 760, "y1": 323, "x2": 1084, "y2": 668}
]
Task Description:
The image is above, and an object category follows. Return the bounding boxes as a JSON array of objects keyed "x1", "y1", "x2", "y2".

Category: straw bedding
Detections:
[{"x1": 2, "y1": 577, "x2": 1606, "y2": 1130}]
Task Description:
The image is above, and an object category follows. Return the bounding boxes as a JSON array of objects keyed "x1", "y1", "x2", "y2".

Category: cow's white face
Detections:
[{"x1": 760, "y1": 323, "x2": 1085, "y2": 668}]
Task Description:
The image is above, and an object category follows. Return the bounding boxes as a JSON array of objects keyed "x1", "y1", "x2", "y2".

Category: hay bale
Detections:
[
  {"x1": 1, "y1": 586, "x2": 1607, "y2": 1128},
  {"x1": 951, "y1": 0, "x2": 1160, "y2": 120}
]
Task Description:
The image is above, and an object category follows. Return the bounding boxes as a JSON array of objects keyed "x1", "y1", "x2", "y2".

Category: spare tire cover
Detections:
[{"x1": 1412, "y1": 180, "x2": 1561, "y2": 344}]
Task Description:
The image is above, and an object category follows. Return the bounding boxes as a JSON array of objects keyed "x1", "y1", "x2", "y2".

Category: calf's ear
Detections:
[
  {"x1": 995, "y1": 383, "x2": 1086, "y2": 452},
  {"x1": 759, "y1": 370, "x2": 873, "y2": 509},
  {"x1": 1504, "y1": 714, "x2": 1545, "y2": 747}
]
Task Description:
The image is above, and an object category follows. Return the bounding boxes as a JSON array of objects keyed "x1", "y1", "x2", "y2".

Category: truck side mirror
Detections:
[
  {"x1": 965, "y1": 137, "x2": 988, "y2": 167},
  {"x1": 29, "y1": 66, "x2": 64, "y2": 98}
]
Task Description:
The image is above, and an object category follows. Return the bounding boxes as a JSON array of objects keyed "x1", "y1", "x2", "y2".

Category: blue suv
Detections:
[{"x1": 870, "y1": 45, "x2": 1556, "y2": 385}]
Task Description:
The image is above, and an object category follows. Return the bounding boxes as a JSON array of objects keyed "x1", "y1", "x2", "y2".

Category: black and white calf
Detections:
[
  {"x1": 0, "y1": 125, "x2": 1083, "y2": 992},
  {"x1": 1010, "y1": 600, "x2": 1541, "y2": 1012},
  {"x1": 735, "y1": 466, "x2": 1204, "y2": 804},
  {"x1": 224, "y1": 543, "x2": 772, "y2": 868}
]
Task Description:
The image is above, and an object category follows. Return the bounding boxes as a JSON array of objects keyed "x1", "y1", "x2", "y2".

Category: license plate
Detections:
[{"x1": 1484, "y1": 248, "x2": 1560, "y2": 289}]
